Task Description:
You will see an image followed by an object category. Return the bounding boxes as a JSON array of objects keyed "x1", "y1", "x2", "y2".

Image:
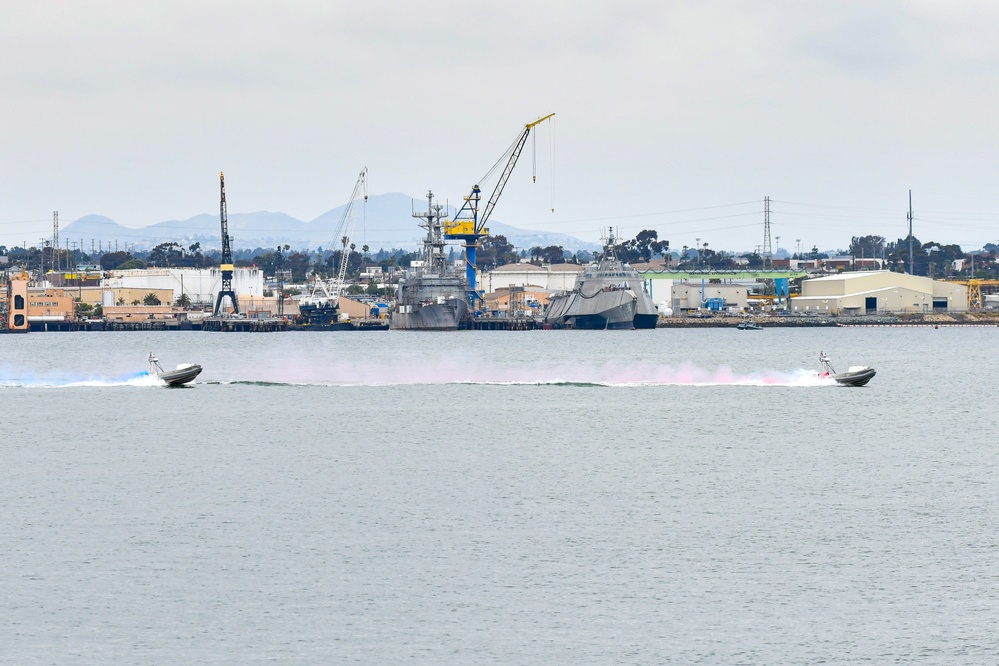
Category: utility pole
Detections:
[
  {"x1": 762, "y1": 196, "x2": 772, "y2": 270},
  {"x1": 52, "y1": 211, "x2": 59, "y2": 272},
  {"x1": 907, "y1": 190, "x2": 914, "y2": 275}
]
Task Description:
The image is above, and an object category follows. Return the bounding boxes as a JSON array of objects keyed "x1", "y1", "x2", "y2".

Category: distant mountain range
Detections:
[{"x1": 62, "y1": 193, "x2": 600, "y2": 254}]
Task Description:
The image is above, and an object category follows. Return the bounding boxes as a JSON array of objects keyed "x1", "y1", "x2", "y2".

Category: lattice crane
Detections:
[
  {"x1": 213, "y1": 171, "x2": 239, "y2": 316},
  {"x1": 298, "y1": 167, "x2": 368, "y2": 323}
]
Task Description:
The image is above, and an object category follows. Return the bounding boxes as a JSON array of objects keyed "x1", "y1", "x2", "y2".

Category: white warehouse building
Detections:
[
  {"x1": 793, "y1": 271, "x2": 968, "y2": 315},
  {"x1": 103, "y1": 267, "x2": 265, "y2": 306},
  {"x1": 482, "y1": 263, "x2": 582, "y2": 293}
]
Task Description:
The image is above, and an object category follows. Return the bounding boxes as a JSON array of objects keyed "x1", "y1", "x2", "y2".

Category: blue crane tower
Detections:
[{"x1": 443, "y1": 113, "x2": 554, "y2": 306}]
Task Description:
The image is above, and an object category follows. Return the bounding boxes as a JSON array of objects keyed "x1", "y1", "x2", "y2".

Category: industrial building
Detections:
[
  {"x1": 481, "y1": 263, "x2": 581, "y2": 294},
  {"x1": 104, "y1": 267, "x2": 264, "y2": 307},
  {"x1": 671, "y1": 282, "x2": 750, "y2": 313},
  {"x1": 792, "y1": 271, "x2": 968, "y2": 314}
]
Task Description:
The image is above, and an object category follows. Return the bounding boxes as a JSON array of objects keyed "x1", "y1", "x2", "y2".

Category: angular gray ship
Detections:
[
  {"x1": 390, "y1": 191, "x2": 469, "y2": 331},
  {"x1": 542, "y1": 230, "x2": 658, "y2": 330}
]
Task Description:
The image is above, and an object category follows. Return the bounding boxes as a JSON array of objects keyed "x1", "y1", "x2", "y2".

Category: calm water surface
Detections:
[{"x1": 1, "y1": 328, "x2": 997, "y2": 663}]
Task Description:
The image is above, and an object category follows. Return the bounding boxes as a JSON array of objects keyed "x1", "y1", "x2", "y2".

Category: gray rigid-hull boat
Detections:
[
  {"x1": 543, "y1": 230, "x2": 658, "y2": 330},
  {"x1": 819, "y1": 352, "x2": 875, "y2": 387},
  {"x1": 149, "y1": 353, "x2": 202, "y2": 387}
]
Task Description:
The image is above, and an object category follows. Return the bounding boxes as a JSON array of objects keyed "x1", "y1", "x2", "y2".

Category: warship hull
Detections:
[
  {"x1": 542, "y1": 229, "x2": 659, "y2": 331},
  {"x1": 391, "y1": 190, "x2": 472, "y2": 331},
  {"x1": 391, "y1": 299, "x2": 468, "y2": 331},
  {"x1": 544, "y1": 287, "x2": 659, "y2": 330},
  {"x1": 544, "y1": 292, "x2": 639, "y2": 329}
]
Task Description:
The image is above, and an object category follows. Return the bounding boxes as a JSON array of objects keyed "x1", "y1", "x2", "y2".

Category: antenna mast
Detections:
[
  {"x1": 53, "y1": 211, "x2": 59, "y2": 272},
  {"x1": 907, "y1": 190, "x2": 914, "y2": 275},
  {"x1": 762, "y1": 196, "x2": 772, "y2": 270},
  {"x1": 213, "y1": 172, "x2": 239, "y2": 316}
]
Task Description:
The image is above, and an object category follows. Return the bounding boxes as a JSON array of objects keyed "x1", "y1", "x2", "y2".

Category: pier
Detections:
[
  {"x1": 462, "y1": 316, "x2": 539, "y2": 331},
  {"x1": 103, "y1": 319, "x2": 200, "y2": 332},
  {"x1": 202, "y1": 317, "x2": 288, "y2": 332}
]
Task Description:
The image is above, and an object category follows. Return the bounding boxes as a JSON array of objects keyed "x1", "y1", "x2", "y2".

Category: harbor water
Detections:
[{"x1": 2, "y1": 328, "x2": 997, "y2": 663}]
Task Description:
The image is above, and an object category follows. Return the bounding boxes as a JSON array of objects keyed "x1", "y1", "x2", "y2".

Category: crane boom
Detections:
[
  {"x1": 331, "y1": 167, "x2": 368, "y2": 298},
  {"x1": 298, "y1": 167, "x2": 368, "y2": 324},
  {"x1": 478, "y1": 112, "x2": 554, "y2": 232}
]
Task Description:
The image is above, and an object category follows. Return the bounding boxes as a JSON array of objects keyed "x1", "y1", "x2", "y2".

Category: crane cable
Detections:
[
  {"x1": 532, "y1": 130, "x2": 537, "y2": 182},
  {"x1": 550, "y1": 116, "x2": 555, "y2": 213},
  {"x1": 479, "y1": 134, "x2": 521, "y2": 187}
]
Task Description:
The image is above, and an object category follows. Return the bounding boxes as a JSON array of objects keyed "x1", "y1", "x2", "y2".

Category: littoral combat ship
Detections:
[
  {"x1": 390, "y1": 191, "x2": 469, "y2": 330},
  {"x1": 543, "y1": 230, "x2": 658, "y2": 330}
]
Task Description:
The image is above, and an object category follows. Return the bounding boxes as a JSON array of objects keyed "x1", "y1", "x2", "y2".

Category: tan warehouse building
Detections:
[{"x1": 792, "y1": 271, "x2": 968, "y2": 315}]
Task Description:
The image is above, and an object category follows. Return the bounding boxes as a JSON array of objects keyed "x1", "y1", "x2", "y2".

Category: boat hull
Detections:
[
  {"x1": 298, "y1": 302, "x2": 341, "y2": 326},
  {"x1": 159, "y1": 364, "x2": 202, "y2": 387},
  {"x1": 391, "y1": 300, "x2": 468, "y2": 331},
  {"x1": 832, "y1": 368, "x2": 876, "y2": 387},
  {"x1": 544, "y1": 290, "x2": 656, "y2": 330}
]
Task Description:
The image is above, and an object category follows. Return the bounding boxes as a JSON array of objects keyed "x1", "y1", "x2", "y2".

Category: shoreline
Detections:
[
  {"x1": 657, "y1": 313, "x2": 999, "y2": 328},
  {"x1": 4, "y1": 313, "x2": 999, "y2": 333}
]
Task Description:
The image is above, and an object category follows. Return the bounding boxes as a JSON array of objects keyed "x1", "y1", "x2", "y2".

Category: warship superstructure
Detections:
[
  {"x1": 543, "y1": 230, "x2": 658, "y2": 330},
  {"x1": 390, "y1": 191, "x2": 469, "y2": 331}
]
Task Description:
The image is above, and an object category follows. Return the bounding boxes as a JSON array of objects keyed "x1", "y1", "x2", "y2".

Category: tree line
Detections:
[{"x1": 4, "y1": 229, "x2": 996, "y2": 280}]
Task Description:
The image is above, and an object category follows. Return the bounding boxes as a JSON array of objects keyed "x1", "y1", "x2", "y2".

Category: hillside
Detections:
[{"x1": 62, "y1": 193, "x2": 599, "y2": 253}]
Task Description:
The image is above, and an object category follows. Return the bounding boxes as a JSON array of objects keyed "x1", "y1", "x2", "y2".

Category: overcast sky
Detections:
[{"x1": 3, "y1": 1, "x2": 999, "y2": 253}]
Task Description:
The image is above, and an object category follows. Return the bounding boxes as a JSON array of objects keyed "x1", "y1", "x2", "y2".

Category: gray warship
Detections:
[
  {"x1": 543, "y1": 230, "x2": 658, "y2": 330},
  {"x1": 390, "y1": 191, "x2": 469, "y2": 331}
]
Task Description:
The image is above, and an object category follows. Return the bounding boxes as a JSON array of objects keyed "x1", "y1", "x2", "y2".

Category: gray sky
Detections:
[{"x1": 3, "y1": 0, "x2": 999, "y2": 253}]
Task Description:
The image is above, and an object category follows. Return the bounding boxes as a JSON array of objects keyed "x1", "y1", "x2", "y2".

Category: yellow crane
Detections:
[
  {"x1": 444, "y1": 113, "x2": 555, "y2": 305},
  {"x1": 947, "y1": 278, "x2": 999, "y2": 311}
]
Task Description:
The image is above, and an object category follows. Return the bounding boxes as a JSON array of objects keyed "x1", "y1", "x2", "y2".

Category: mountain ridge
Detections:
[{"x1": 62, "y1": 193, "x2": 601, "y2": 253}]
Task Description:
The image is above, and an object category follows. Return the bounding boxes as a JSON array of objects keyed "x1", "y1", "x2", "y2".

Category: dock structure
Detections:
[
  {"x1": 462, "y1": 316, "x2": 539, "y2": 331},
  {"x1": 103, "y1": 320, "x2": 200, "y2": 332},
  {"x1": 28, "y1": 319, "x2": 84, "y2": 332},
  {"x1": 202, "y1": 317, "x2": 288, "y2": 332}
]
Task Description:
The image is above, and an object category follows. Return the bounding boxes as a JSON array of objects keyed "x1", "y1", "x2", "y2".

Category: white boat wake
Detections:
[
  {"x1": 0, "y1": 370, "x2": 164, "y2": 389},
  {"x1": 224, "y1": 361, "x2": 837, "y2": 388},
  {"x1": 2, "y1": 362, "x2": 837, "y2": 389}
]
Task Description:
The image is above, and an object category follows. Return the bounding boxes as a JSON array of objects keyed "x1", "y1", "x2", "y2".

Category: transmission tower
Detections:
[
  {"x1": 213, "y1": 172, "x2": 239, "y2": 316},
  {"x1": 762, "y1": 196, "x2": 772, "y2": 270},
  {"x1": 52, "y1": 211, "x2": 59, "y2": 272}
]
